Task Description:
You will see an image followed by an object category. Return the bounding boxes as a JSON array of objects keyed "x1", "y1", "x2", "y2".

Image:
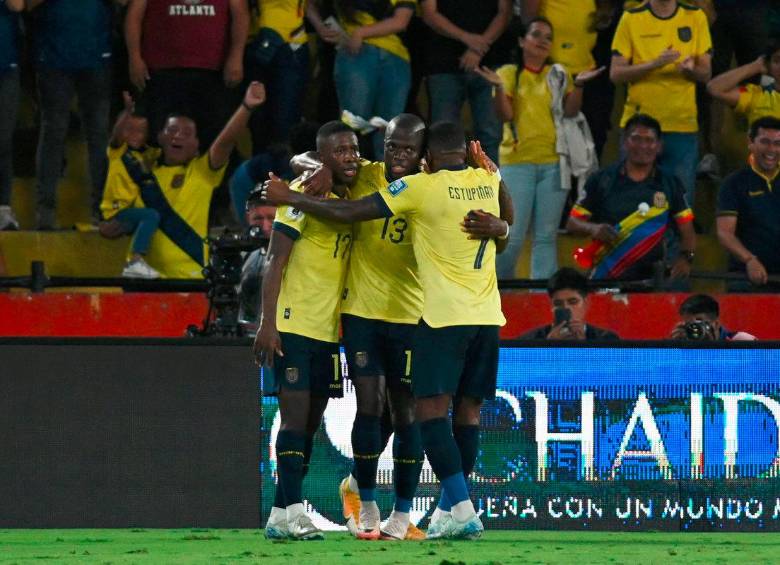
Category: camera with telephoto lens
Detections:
[
  {"x1": 684, "y1": 319, "x2": 714, "y2": 341},
  {"x1": 187, "y1": 228, "x2": 269, "y2": 337}
]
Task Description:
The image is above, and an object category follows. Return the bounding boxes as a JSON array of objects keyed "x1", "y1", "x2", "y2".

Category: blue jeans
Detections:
[
  {"x1": 659, "y1": 132, "x2": 698, "y2": 207},
  {"x1": 115, "y1": 207, "x2": 160, "y2": 256},
  {"x1": 334, "y1": 44, "x2": 411, "y2": 158},
  {"x1": 427, "y1": 72, "x2": 502, "y2": 164},
  {"x1": 246, "y1": 39, "x2": 309, "y2": 152},
  {"x1": 497, "y1": 162, "x2": 567, "y2": 279},
  {"x1": 0, "y1": 69, "x2": 19, "y2": 206},
  {"x1": 36, "y1": 65, "x2": 110, "y2": 215}
]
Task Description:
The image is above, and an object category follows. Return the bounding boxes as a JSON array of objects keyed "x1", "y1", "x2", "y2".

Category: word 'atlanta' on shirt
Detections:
[
  {"x1": 169, "y1": 4, "x2": 217, "y2": 16},
  {"x1": 447, "y1": 185, "x2": 495, "y2": 201}
]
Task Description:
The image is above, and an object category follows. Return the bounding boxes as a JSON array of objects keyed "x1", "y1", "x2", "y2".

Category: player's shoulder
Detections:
[
  {"x1": 462, "y1": 165, "x2": 500, "y2": 185},
  {"x1": 386, "y1": 170, "x2": 428, "y2": 196},
  {"x1": 354, "y1": 160, "x2": 386, "y2": 188}
]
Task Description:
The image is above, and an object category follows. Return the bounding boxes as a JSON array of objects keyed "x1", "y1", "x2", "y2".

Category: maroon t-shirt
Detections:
[{"x1": 142, "y1": 0, "x2": 230, "y2": 71}]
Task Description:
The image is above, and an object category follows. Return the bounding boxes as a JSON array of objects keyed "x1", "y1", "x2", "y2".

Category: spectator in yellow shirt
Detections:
[
  {"x1": 475, "y1": 17, "x2": 602, "y2": 279},
  {"x1": 707, "y1": 41, "x2": 780, "y2": 127}
]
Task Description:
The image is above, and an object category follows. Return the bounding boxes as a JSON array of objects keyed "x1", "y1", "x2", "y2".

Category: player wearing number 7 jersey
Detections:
[
  {"x1": 262, "y1": 121, "x2": 508, "y2": 541},
  {"x1": 253, "y1": 121, "x2": 359, "y2": 541}
]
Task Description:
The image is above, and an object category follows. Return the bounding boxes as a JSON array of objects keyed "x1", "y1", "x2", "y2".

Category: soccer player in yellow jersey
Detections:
[
  {"x1": 611, "y1": 0, "x2": 712, "y2": 204},
  {"x1": 253, "y1": 121, "x2": 359, "y2": 541},
  {"x1": 263, "y1": 121, "x2": 507, "y2": 540}
]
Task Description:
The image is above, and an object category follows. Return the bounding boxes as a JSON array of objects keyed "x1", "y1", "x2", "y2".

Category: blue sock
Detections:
[
  {"x1": 351, "y1": 414, "x2": 381, "y2": 501},
  {"x1": 440, "y1": 473, "x2": 470, "y2": 507},
  {"x1": 437, "y1": 425, "x2": 480, "y2": 511},
  {"x1": 393, "y1": 423, "x2": 422, "y2": 514},
  {"x1": 437, "y1": 490, "x2": 451, "y2": 512},
  {"x1": 420, "y1": 418, "x2": 468, "y2": 506},
  {"x1": 276, "y1": 430, "x2": 306, "y2": 506}
]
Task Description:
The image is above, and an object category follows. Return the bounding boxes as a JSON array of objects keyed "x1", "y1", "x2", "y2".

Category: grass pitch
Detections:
[{"x1": 0, "y1": 529, "x2": 778, "y2": 564}]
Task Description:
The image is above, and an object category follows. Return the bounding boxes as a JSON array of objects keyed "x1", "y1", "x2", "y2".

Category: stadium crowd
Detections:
[{"x1": 1, "y1": 0, "x2": 780, "y2": 289}]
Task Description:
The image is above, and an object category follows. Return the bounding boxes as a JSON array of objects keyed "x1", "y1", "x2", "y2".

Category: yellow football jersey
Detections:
[
  {"x1": 273, "y1": 183, "x2": 352, "y2": 343},
  {"x1": 612, "y1": 3, "x2": 712, "y2": 133},
  {"x1": 377, "y1": 166, "x2": 505, "y2": 328},
  {"x1": 497, "y1": 64, "x2": 571, "y2": 165},
  {"x1": 540, "y1": 0, "x2": 597, "y2": 75},
  {"x1": 736, "y1": 84, "x2": 780, "y2": 125},
  {"x1": 338, "y1": 0, "x2": 417, "y2": 62},
  {"x1": 100, "y1": 144, "x2": 161, "y2": 220},
  {"x1": 110, "y1": 152, "x2": 225, "y2": 279},
  {"x1": 342, "y1": 161, "x2": 422, "y2": 324},
  {"x1": 251, "y1": 0, "x2": 308, "y2": 45}
]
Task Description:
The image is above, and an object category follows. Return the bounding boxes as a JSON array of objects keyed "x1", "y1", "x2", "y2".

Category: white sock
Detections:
[
  {"x1": 388, "y1": 509, "x2": 410, "y2": 526},
  {"x1": 430, "y1": 507, "x2": 449, "y2": 523},
  {"x1": 268, "y1": 506, "x2": 286, "y2": 524},
  {"x1": 348, "y1": 474, "x2": 359, "y2": 492},
  {"x1": 286, "y1": 502, "x2": 305, "y2": 522},
  {"x1": 451, "y1": 499, "x2": 476, "y2": 522},
  {"x1": 360, "y1": 500, "x2": 380, "y2": 516}
]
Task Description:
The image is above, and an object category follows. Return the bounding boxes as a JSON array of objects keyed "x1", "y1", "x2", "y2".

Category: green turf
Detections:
[{"x1": 0, "y1": 530, "x2": 779, "y2": 564}]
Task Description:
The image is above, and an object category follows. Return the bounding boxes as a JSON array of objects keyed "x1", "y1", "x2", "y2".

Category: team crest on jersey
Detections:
[
  {"x1": 286, "y1": 207, "x2": 304, "y2": 221},
  {"x1": 677, "y1": 26, "x2": 692, "y2": 42},
  {"x1": 355, "y1": 352, "x2": 368, "y2": 368},
  {"x1": 284, "y1": 308, "x2": 291, "y2": 319},
  {"x1": 387, "y1": 179, "x2": 408, "y2": 196},
  {"x1": 285, "y1": 367, "x2": 299, "y2": 384},
  {"x1": 653, "y1": 191, "x2": 667, "y2": 208}
]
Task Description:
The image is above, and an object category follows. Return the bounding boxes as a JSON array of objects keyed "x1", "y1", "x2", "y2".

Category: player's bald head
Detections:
[
  {"x1": 426, "y1": 121, "x2": 466, "y2": 156},
  {"x1": 385, "y1": 113, "x2": 426, "y2": 140}
]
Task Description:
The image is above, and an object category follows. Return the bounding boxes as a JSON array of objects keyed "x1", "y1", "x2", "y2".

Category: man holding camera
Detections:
[
  {"x1": 670, "y1": 294, "x2": 756, "y2": 341},
  {"x1": 521, "y1": 268, "x2": 620, "y2": 340}
]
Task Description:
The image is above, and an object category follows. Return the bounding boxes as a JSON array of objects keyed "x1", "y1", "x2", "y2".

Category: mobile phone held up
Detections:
[{"x1": 553, "y1": 307, "x2": 571, "y2": 327}]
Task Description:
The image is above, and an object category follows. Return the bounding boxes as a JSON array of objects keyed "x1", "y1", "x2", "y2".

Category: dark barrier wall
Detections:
[
  {"x1": 0, "y1": 339, "x2": 259, "y2": 528},
  {"x1": 262, "y1": 343, "x2": 780, "y2": 532}
]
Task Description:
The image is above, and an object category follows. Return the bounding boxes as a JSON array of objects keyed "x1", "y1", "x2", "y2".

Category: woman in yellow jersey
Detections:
[
  {"x1": 707, "y1": 42, "x2": 780, "y2": 127},
  {"x1": 475, "y1": 18, "x2": 602, "y2": 279},
  {"x1": 329, "y1": 0, "x2": 416, "y2": 159}
]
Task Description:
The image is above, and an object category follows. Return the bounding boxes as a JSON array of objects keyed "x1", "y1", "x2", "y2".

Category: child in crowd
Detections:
[{"x1": 99, "y1": 92, "x2": 162, "y2": 279}]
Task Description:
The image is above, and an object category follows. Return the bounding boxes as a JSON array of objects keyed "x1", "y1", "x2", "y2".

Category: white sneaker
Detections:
[
  {"x1": 356, "y1": 502, "x2": 380, "y2": 540},
  {"x1": 426, "y1": 512, "x2": 454, "y2": 540},
  {"x1": 379, "y1": 511, "x2": 410, "y2": 541},
  {"x1": 449, "y1": 513, "x2": 484, "y2": 540},
  {"x1": 0, "y1": 206, "x2": 19, "y2": 231},
  {"x1": 288, "y1": 512, "x2": 324, "y2": 540},
  {"x1": 122, "y1": 258, "x2": 160, "y2": 279}
]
